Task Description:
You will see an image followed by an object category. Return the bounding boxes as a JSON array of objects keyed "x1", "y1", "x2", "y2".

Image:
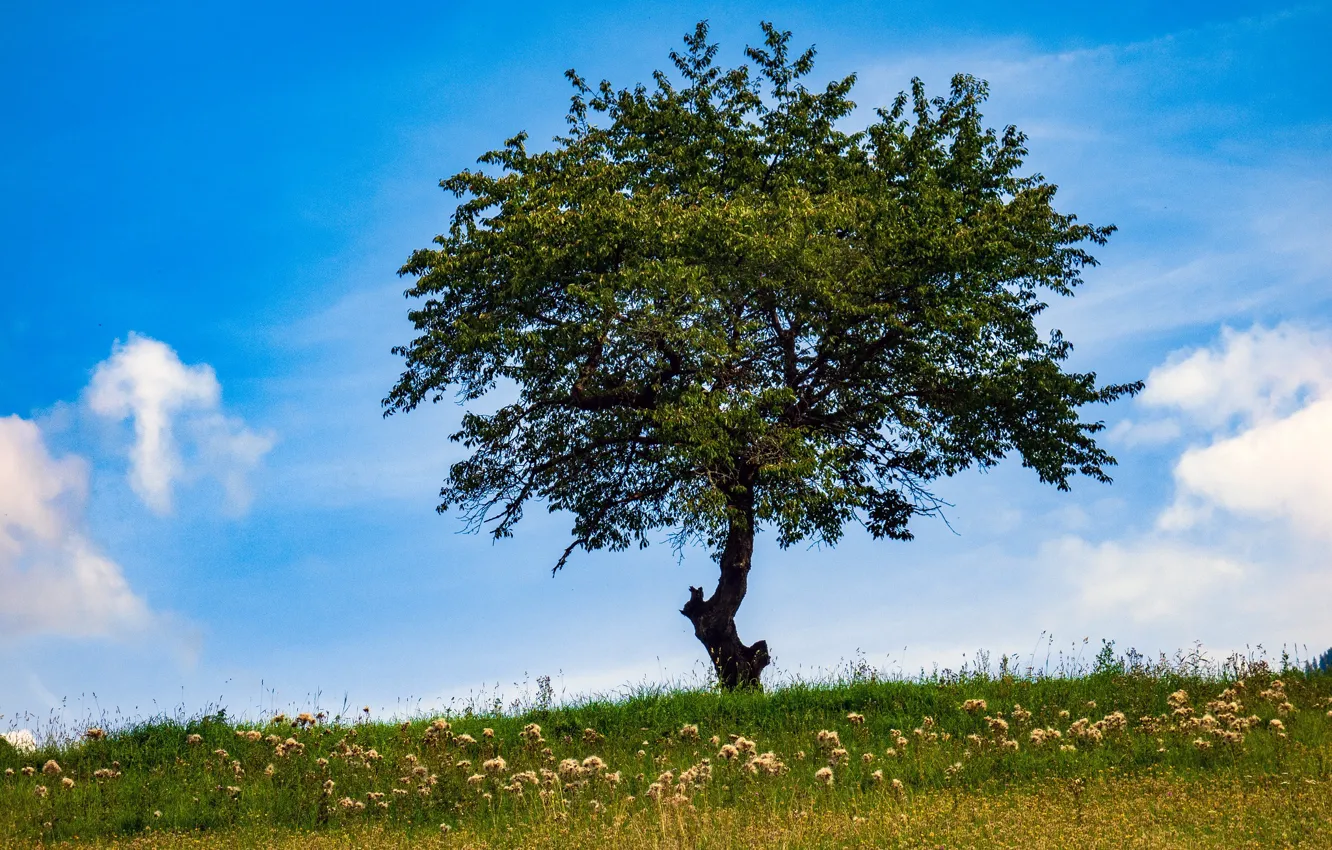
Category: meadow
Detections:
[{"x1": 3, "y1": 651, "x2": 1331, "y2": 848}]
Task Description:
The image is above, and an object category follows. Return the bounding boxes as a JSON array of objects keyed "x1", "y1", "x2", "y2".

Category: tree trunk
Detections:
[{"x1": 680, "y1": 490, "x2": 770, "y2": 690}]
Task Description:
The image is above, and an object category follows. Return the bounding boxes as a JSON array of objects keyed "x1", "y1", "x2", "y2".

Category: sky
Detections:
[{"x1": 2, "y1": 1, "x2": 1329, "y2": 729}]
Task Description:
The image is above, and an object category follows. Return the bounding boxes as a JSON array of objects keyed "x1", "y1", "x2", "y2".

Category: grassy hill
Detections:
[{"x1": 3, "y1": 663, "x2": 1331, "y2": 847}]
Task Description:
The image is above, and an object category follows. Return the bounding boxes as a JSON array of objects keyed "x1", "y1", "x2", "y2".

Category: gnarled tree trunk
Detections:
[{"x1": 680, "y1": 488, "x2": 770, "y2": 690}]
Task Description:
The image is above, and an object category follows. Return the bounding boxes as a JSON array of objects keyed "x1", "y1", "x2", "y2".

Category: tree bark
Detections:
[{"x1": 680, "y1": 488, "x2": 770, "y2": 690}]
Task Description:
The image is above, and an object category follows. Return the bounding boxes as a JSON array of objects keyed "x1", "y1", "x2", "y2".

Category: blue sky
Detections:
[{"x1": 2, "y1": 1, "x2": 1329, "y2": 726}]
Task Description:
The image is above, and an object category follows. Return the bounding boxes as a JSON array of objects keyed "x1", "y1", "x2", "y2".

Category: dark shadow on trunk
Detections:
[{"x1": 680, "y1": 486, "x2": 770, "y2": 690}]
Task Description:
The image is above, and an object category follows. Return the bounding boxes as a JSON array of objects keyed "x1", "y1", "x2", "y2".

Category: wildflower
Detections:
[
  {"x1": 455, "y1": 734, "x2": 477, "y2": 747},
  {"x1": 605, "y1": 770, "x2": 622, "y2": 785},
  {"x1": 679, "y1": 761, "x2": 712, "y2": 786},
  {"x1": 466, "y1": 773, "x2": 486, "y2": 786},
  {"x1": 322, "y1": 779, "x2": 336, "y2": 795},
  {"x1": 264, "y1": 764, "x2": 275, "y2": 777},
  {"x1": 412, "y1": 765, "x2": 429, "y2": 778},
  {"x1": 846, "y1": 712, "x2": 865, "y2": 725},
  {"x1": 583, "y1": 728, "x2": 603, "y2": 744},
  {"x1": 558, "y1": 758, "x2": 582, "y2": 780},
  {"x1": 895, "y1": 736, "x2": 909, "y2": 749},
  {"x1": 42, "y1": 760, "x2": 61, "y2": 776},
  {"x1": 1269, "y1": 718, "x2": 1285, "y2": 731},
  {"x1": 680, "y1": 724, "x2": 700, "y2": 740},
  {"x1": 1059, "y1": 710, "x2": 1071, "y2": 720},
  {"x1": 213, "y1": 749, "x2": 229, "y2": 759},
  {"x1": 1011, "y1": 704, "x2": 1032, "y2": 724},
  {"x1": 440, "y1": 824, "x2": 452, "y2": 834},
  {"x1": 1102, "y1": 711, "x2": 1128, "y2": 733},
  {"x1": 987, "y1": 716, "x2": 1010, "y2": 736},
  {"x1": 1192, "y1": 738, "x2": 1211, "y2": 751},
  {"x1": 862, "y1": 752, "x2": 875, "y2": 764},
  {"x1": 735, "y1": 736, "x2": 757, "y2": 755},
  {"x1": 85, "y1": 727, "x2": 106, "y2": 741},
  {"x1": 816, "y1": 730, "x2": 841, "y2": 749},
  {"x1": 1060, "y1": 744, "x2": 1076, "y2": 753},
  {"x1": 962, "y1": 699, "x2": 987, "y2": 714},
  {"x1": 35, "y1": 785, "x2": 48, "y2": 798},
  {"x1": 1029, "y1": 729, "x2": 1046, "y2": 746},
  {"x1": 482, "y1": 756, "x2": 507, "y2": 774},
  {"x1": 708, "y1": 735, "x2": 721, "y2": 746},
  {"x1": 1278, "y1": 702, "x2": 1296, "y2": 716},
  {"x1": 718, "y1": 743, "x2": 739, "y2": 760},
  {"x1": 582, "y1": 756, "x2": 606, "y2": 772},
  {"x1": 3, "y1": 769, "x2": 11, "y2": 777},
  {"x1": 871, "y1": 769, "x2": 884, "y2": 783},
  {"x1": 814, "y1": 766, "x2": 834, "y2": 786},
  {"x1": 296, "y1": 712, "x2": 316, "y2": 727},
  {"x1": 483, "y1": 728, "x2": 495, "y2": 739},
  {"x1": 316, "y1": 758, "x2": 329, "y2": 768},
  {"x1": 884, "y1": 748, "x2": 896, "y2": 758},
  {"x1": 153, "y1": 811, "x2": 161, "y2": 819},
  {"x1": 22, "y1": 767, "x2": 35, "y2": 777},
  {"x1": 745, "y1": 752, "x2": 786, "y2": 776},
  {"x1": 61, "y1": 777, "x2": 75, "y2": 789},
  {"x1": 520, "y1": 723, "x2": 542, "y2": 744},
  {"x1": 646, "y1": 781, "x2": 665, "y2": 800},
  {"x1": 1001, "y1": 739, "x2": 1019, "y2": 752},
  {"x1": 891, "y1": 778, "x2": 904, "y2": 794},
  {"x1": 1086, "y1": 701, "x2": 1097, "y2": 709},
  {"x1": 829, "y1": 747, "x2": 848, "y2": 765}
]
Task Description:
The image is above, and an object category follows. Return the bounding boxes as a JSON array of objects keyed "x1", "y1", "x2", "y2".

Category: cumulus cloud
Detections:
[
  {"x1": 0, "y1": 415, "x2": 153, "y2": 640},
  {"x1": 1140, "y1": 324, "x2": 1332, "y2": 430},
  {"x1": 1055, "y1": 324, "x2": 1332, "y2": 629},
  {"x1": 1141, "y1": 325, "x2": 1332, "y2": 539},
  {"x1": 86, "y1": 334, "x2": 273, "y2": 514}
]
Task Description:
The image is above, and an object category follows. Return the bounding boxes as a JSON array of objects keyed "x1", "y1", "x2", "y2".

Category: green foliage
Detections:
[{"x1": 385, "y1": 21, "x2": 1140, "y2": 570}]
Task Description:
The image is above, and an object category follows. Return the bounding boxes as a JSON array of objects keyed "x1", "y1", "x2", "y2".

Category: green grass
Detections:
[{"x1": 3, "y1": 665, "x2": 1331, "y2": 846}]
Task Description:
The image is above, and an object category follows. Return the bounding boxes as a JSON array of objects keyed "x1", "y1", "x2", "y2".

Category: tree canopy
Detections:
[{"x1": 385, "y1": 22, "x2": 1141, "y2": 688}]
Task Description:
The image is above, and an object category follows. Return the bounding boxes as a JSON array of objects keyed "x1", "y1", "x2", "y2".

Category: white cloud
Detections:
[
  {"x1": 0, "y1": 415, "x2": 153, "y2": 640},
  {"x1": 1049, "y1": 536, "x2": 1244, "y2": 622},
  {"x1": 1141, "y1": 324, "x2": 1332, "y2": 429},
  {"x1": 1164, "y1": 398, "x2": 1332, "y2": 538},
  {"x1": 1137, "y1": 325, "x2": 1332, "y2": 539},
  {"x1": 86, "y1": 333, "x2": 274, "y2": 515},
  {"x1": 1055, "y1": 324, "x2": 1332, "y2": 630}
]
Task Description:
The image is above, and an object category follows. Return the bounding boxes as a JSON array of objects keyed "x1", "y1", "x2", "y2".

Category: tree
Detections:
[{"x1": 384, "y1": 22, "x2": 1142, "y2": 690}]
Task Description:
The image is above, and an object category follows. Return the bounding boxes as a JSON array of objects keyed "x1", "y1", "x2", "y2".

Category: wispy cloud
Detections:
[{"x1": 86, "y1": 333, "x2": 274, "y2": 515}]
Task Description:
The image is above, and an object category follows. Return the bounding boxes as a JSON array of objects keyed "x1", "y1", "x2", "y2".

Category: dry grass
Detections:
[{"x1": 49, "y1": 774, "x2": 1332, "y2": 849}]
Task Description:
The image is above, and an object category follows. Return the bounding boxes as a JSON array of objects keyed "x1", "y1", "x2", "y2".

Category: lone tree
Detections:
[{"x1": 385, "y1": 22, "x2": 1141, "y2": 689}]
